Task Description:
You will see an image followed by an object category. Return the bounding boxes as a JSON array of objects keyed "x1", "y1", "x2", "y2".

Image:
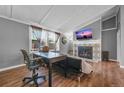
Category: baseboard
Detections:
[
  {"x1": 120, "y1": 65, "x2": 124, "y2": 68},
  {"x1": 0, "y1": 64, "x2": 25, "y2": 72},
  {"x1": 109, "y1": 59, "x2": 118, "y2": 62}
]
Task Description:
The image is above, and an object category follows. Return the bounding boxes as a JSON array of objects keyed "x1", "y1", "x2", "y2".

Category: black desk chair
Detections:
[{"x1": 21, "y1": 49, "x2": 46, "y2": 87}]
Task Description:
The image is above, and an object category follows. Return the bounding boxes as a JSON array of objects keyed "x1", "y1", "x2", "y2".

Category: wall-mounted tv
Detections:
[{"x1": 75, "y1": 28, "x2": 92, "y2": 40}]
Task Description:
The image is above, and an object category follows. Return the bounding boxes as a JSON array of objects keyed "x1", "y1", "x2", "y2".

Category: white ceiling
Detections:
[{"x1": 0, "y1": 5, "x2": 115, "y2": 32}]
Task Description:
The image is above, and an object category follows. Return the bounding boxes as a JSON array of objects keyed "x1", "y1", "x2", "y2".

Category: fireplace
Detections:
[{"x1": 78, "y1": 46, "x2": 93, "y2": 59}]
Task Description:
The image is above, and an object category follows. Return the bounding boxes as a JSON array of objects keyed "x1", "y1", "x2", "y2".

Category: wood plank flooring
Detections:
[{"x1": 0, "y1": 61, "x2": 124, "y2": 87}]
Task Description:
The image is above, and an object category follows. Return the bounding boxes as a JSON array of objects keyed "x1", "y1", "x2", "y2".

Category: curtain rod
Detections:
[{"x1": 31, "y1": 25, "x2": 61, "y2": 35}]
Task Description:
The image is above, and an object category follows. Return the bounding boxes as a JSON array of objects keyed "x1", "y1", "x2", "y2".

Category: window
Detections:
[
  {"x1": 31, "y1": 28, "x2": 42, "y2": 51},
  {"x1": 48, "y1": 32, "x2": 56, "y2": 50},
  {"x1": 31, "y1": 26, "x2": 60, "y2": 51}
]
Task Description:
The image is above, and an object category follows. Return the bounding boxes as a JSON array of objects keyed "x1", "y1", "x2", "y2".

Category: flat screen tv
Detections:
[{"x1": 75, "y1": 28, "x2": 92, "y2": 40}]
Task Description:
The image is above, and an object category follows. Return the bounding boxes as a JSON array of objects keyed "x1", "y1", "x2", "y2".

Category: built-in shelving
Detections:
[{"x1": 101, "y1": 15, "x2": 117, "y2": 31}]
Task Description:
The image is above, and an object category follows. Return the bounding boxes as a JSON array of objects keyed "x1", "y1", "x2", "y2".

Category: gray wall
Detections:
[
  {"x1": 0, "y1": 17, "x2": 29, "y2": 69},
  {"x1": 84, "y1": 20, "x2": 101, "y2": 39},
  {"x1": 74, "y1": 19, "x2": 101, "y2": 40},
  {"x1": 102, "y1": 30, "x2": 117, "y2": 60},
  {"x1": 120, "y1": 6, "x2": 124, "y2": 66},
  {"x1": 101, "y1": 6, "x2": 119, "y2": 61}
]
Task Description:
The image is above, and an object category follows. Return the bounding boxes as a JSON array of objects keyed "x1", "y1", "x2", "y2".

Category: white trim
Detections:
[
  {"x1": 29, "y1": 26, "x2": 32, "y2": 53},
  {"x1": 102, "y1": 28, "x2": 117, "y2": 31},
  {"x1": 0, "y1": 15, "x2": 58, "y2": 33},
  {"x1": 74, "y1": 17, "x2": 101, "y2": 32},
  {"x1": 102, "y1": 14, "x2": 117, "y2": 21},
  {"x1": 120, "y1": 65, "x2": 124, "y2": 68},
  {"x1": 100, "y1": 16, "x2": 102, "y2": 61},
  {"x1": 68, "y1": 6, "x2": 115, "y2": 33},
  {"x1": 40, "y1": 6, "x2": 54, "y2": 24},
  {"x1": 0, "y1": 15, "x2": 29, "y2": 25},
  {"x1": 101, "y1": 15, "x2": 117, "y2": 31},
  {"x1": 109, "y1": 59, "x2": 118, "y2": 62},
  {"x1": 0, "y1": 64, "x2": 25, "y2": 72}
]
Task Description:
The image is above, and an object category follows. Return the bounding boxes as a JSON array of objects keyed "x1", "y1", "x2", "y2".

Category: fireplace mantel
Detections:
[
  {"x1": 72, "y1": 39, "x2": 101, "y2": 62},
  {"x1": 78, "y1": 46, "x2": 93, "y2": 59}
]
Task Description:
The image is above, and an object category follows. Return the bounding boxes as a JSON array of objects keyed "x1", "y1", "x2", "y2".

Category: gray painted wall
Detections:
[
  {"x1": 84, "y1": 20, "x2": 101, "y2": 40},
  {"x1": 74, "y1": 19, "x2": 101, "y2": 40},
  {"x1": 101, "y1": 6, "x2": 119, "y2": 61},
  {"x1": 0, "y1": 17, "x2": 29, "y2": 69},
  {"x1": 102, "y1": 30, "x2": 117, "y2": 60},
  {"x1": 120, "y1": 6, "x2": 124, "y2": 66}
]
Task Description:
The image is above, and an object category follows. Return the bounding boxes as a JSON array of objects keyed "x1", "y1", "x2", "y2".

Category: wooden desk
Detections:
[{"x1": 33, "y1": 51, "x2": 66, "y2": 87}]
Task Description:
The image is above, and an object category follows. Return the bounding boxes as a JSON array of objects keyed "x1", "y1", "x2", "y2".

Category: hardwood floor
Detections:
[{"x1": 0, "y1": 61, "x2": 124, "y2": 87}]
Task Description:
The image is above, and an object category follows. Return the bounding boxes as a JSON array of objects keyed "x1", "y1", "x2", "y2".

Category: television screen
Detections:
[{"x1": 75, "y1": 28, "x2": 92, "y2": 40}]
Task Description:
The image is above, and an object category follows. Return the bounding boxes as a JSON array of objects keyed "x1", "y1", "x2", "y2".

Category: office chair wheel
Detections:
[
  {"x1": 22, "y1": 77, "x2": 32, "y2": 82},
  {"x1": 23, "y1": 78, "x2": 27, "y2": 82},
  {"x1": 22, "y1": 78, "x2": 25, "y2": 82},
  {"x1": 33, "y1": 79, "x2": 39, "y2": 87}
]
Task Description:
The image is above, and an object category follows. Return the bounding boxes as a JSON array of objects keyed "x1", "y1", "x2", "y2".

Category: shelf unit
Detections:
[{"x1": 101, "y1": 15, "x2": 117, "y2": 31}]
